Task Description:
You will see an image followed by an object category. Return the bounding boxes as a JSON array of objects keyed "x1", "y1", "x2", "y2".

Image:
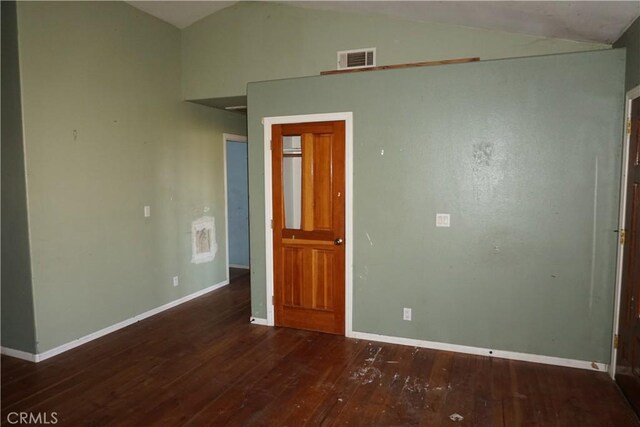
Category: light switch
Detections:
[
  {"x1": 144, "y1": 206, "x2": 151, "y2": 217},
  {"x1": 436, "y1": 213, "x2": 450, "y2": 227}
]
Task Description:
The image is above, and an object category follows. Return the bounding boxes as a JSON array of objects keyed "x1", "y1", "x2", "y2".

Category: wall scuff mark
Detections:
[
  {"x1": 589, "y1": 156, "x2": 599, "y2": 312},
  {"x1": 366, "y1": 232, "x2": 374, "y2": 246}
]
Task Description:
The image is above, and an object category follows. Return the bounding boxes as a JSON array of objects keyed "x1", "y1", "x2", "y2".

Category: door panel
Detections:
[
  {"x1": 310, "y1": 249, "x2": 335, "y2": 310},
  {"x1": 313, "y1": 134, "x2": 333, "y2": 231},
  {"x1": 283, "y1": 247, "x2": 303, "y2": 307},
  {"x1": 272, "y1": 121, "x2": 345, "y2": 335},
  {"x1": 617, "y1": 96, "x2": 640, "y2": 413}
]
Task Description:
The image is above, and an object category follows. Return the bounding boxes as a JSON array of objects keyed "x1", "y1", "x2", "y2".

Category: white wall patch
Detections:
[{"x1": 191, "y1": 216, "x2": 217, "y2": 264}]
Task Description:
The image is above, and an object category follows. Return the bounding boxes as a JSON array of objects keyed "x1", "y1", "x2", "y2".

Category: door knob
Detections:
[{"x1": 334, "y1": 238, "x2": 343, "y2": 246}]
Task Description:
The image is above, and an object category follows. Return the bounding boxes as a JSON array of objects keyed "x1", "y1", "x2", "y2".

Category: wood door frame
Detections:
[
  {"x1": 223, "y1": 133, "x2": 248, "y2": 283},
  {"x1": 263, "y1": 112, "x2": 354, "y2": 336},
  {"x1": 610, "y1": 85, "x2": 640, "y2": 379}
]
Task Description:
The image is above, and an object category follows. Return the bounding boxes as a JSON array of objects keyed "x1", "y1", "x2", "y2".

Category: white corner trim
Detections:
[
  {"x1": 1, "y1": 347, "x2": 37, "y2": 362},
  {"x1": 229, "y1": 264, "x2": 250, "y2": 269},
  {"x1": 627, "y1": 85, "x2": 640, "y2": 102},
  {"x1": 349, "y1": 331, "x2": 608, "y2": 372},
  {"x1": 250, "y1": 317, "x2": 269, "y2": 326},
  {"x1": 263, "y1": 120, "x2": 275, "y2": 327},
  {"x1": 9, "y1": 280, "x2": 230, "y2": 363}
]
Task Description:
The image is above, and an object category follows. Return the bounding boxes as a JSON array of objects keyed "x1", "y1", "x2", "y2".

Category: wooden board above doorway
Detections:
[{"x1": 320, "y1": 57, "x2": 480, "y2": 76}]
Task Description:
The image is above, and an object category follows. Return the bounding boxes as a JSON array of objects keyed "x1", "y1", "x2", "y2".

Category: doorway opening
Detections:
[
  {"x1": 612, "y1": 84, "x2": 640, "y2": 414},
  {"x1": 263, "y1": 112, "x2": 354, "y2": 336},
  {"x1": 223, "y1": 134, "x2": 249, "y2": 283}
]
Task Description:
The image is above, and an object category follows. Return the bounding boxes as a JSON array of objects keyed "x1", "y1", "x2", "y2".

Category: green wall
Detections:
[
  {"x1": 182, "y1": 1, "x2": 608, "y2": 100},
  {"x1": 614, "y1": 16, "x2": 640, "y2": 91},
  {"x1": 16, "y1": 1, "x2": 246, "y2": 353},
  {"x1": 1, "y1": 1, "x2": 37, "y2": 354},
  {"x1": 247, "y1": 49, "x2": 625, "y2": 363}
]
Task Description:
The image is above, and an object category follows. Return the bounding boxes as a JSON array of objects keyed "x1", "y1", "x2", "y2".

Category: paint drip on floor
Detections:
[
  {"x1": 350, "y1": 345, "x2": 383, "y2": 384},
  {"x1": 449, "y1": 413, "x2": 464, "y2": 422},
  {"x1": 350, "y1": 366, "x2": 382, "y2": 384}
]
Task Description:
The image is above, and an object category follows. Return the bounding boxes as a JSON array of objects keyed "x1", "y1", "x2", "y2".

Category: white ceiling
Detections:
[{"x1": 126, "y1": 1, "x2": 640, "y2": 44}]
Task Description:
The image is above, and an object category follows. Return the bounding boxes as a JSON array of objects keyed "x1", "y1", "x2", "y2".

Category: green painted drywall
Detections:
[
  {"x1": 182, "y1": 1, "x2": 608, "y2": 100},
  {"x1": 1, "y1": 1, "x2": 37, "y2": 354},
  {"x1": 614, "y1": 16, "x2": 640, "y2": 91},
  {"x1": 16, "y1": 1, "x2": 246, "y2": 353},
  {"x1": 247, "y1": 49, "x2": 625, "y2": 363}
]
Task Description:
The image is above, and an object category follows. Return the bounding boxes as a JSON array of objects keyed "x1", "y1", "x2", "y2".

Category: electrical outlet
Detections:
[
  {"x1": 173, "y1": 276, "x2": 179, "y2": 287},
  {"x1": 144, "y1": 206, "x2": 151, "y2": 217},
  {"x1": 403, "y1": 307, "x2": 412, "y2": 321},
  {"x1": 436, "y1": 213, "x2": 450, "y2": 227}
]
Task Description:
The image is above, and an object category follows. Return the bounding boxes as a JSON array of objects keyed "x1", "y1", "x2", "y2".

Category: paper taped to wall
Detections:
[{"x1": 191, "y1": 216, "x2": 217, "y2": 264}]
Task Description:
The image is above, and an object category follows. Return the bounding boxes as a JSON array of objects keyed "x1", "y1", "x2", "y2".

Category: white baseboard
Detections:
[
  {"x1": 250, "y1": 317, "x2": 268, "y2": 326},
  {"x1": 349, "y1": 331, "x2": 608, "y2": 372},
  {"x1": 230, "y1": 264, "x2": 250, "y2": 269},
  {"x1": 1, "y1": 346, "x2": 37, "y2": 362},
  {"x1": 3, "y1": 279, "x2": 229, "y2": 363}
]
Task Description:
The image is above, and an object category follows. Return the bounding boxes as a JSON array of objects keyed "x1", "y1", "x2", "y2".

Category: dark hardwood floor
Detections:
[
  {"x1": 2, "y1": 269, "x2": 638, "y2": 426},
  {"x1": 229, "y1": 267, "x2": 250, "y2": 282}
]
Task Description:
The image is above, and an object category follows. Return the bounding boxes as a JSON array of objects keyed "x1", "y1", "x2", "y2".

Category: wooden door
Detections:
[
  {"x1": 272, "y1": 121, "x2": 345, "y2": 335},
  {"x1": 617, "y1": 96, "x2": 640, "y2": 413}
]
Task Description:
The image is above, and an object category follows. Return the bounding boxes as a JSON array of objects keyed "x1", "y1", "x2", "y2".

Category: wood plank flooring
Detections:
[{"x1": 2, "y1": 269, "x2": 638, "y2": 426}]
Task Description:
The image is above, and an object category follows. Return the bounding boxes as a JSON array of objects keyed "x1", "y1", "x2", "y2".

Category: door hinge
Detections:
[
  {"x1": 270, "y1": 139, "x2": 273, "y2": 150},
  {"x1": 614, "y1": 334, "x2": 619, "y2": 349},
  {"x1": 272, "y1": 295, "x2": 275, "y2": 305},
  {"x1": 270, "y1": 219, "x2": 273, "y2": 229},
  {"x1": 627, "y1": 119, "x2": 632, "y2": 135},
  {"x1": 620, "y1": 229, "x2": 626, "y2": 246}
]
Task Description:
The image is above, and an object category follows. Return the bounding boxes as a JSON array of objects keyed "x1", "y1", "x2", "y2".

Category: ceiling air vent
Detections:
[{"x1": 337, "y1": 48, "x2": 376, "y2": 70}]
